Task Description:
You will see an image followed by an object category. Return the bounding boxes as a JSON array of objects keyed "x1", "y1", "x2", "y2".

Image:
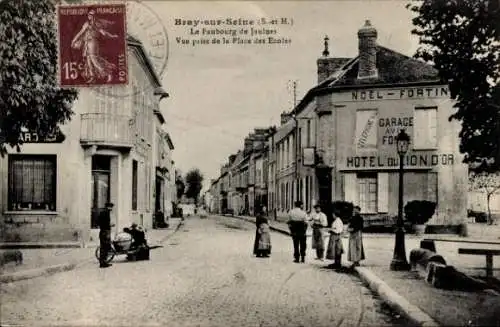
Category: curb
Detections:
[
  {"x1": 224, "y1": 214, "x2": 440, "y2": 326},
  {"x1": 354, "y1": 266, "x2": 440, "y2": 327},
  {"x1": 0, "y1": 221, "x2": 184, "y2": 284},
  {"x1": 0, "y1": 262, "x2": 77, "y2": 283},
  {"x1": 0, "y1": 243, "x2": 82, "y2": 249}
]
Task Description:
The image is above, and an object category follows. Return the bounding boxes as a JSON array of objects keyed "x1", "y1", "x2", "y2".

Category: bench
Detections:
[
  {"x1": 458, "y1": 248, "x2": 500, "y2": 278},
  {"x1": 421, "y1": 238, "x2": 500, "y2": 253}
]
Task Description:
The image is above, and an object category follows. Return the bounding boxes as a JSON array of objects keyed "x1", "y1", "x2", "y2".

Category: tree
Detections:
[
  {"x1": 407, "y1": 0, "x2": 500, "y2": 168},
  {"x1": 185, "y1": 169, "x2": 204, "y2": 204},
  {"x1": 0, "y1": 0, "x2": 78, "y2": 156},
  {"x1": 469, "y1": 170, "x2": 500, "y2": 225},
  {"x1": 175, "y1": 170, "x2": 185, "y2": 201}
]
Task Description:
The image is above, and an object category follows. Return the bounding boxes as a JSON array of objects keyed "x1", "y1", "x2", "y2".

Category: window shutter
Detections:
[
  {"x1": 343, "y1": 173, "x2": 357, "y2": 204},
  {"x1": 377, "y1": 172, "x2": 389, "y2": 213}
]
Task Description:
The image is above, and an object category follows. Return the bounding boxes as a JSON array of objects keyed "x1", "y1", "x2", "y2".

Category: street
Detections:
[{"x1": 1, "y1": 215, "x2": 410, "y2": 327}]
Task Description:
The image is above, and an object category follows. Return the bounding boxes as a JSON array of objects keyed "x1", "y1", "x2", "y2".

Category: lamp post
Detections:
[{"x1": 390, "y1": 128, "x2": 411, "y2": 271}]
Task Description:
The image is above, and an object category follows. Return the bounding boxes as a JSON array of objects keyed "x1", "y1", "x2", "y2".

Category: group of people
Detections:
[{"x1": 252, "y1": 201, "x2": 365, "y2": 270}]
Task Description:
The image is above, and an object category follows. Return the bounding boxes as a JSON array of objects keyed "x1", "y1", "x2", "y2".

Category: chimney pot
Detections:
[{"x1": 357, "y1": 20, "x2": 378, "y2": 79}]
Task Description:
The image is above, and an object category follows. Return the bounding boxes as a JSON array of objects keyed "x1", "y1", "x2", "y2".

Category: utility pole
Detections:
[{"x1": 288, "y1": 79, "x2": 299, "y2": 205}]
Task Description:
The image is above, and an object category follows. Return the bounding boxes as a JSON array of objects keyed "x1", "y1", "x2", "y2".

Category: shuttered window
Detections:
[
  {"x1": 414, "y1": 107, "x2": 437, "y2": 149},
  {"x1": 343, "y1": 173, "x2": 357, "y2": 204},
  {"x1": 357, "y1": 173, "x2": 378, "y2": 213},
  {"x1": 377, "y1": 172, "x2": 389, "y2": 213}
]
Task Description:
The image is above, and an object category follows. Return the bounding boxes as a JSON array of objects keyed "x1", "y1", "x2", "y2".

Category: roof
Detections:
[
  {"x1": 126, "y1": 35, "x2": 164, "y2": 89},
  {"x1": 290, "y1": 45, "x2": 443, "y2": 118},
  {"x1": 330, "y1": 46, "x2": 440, "y2": 87}
]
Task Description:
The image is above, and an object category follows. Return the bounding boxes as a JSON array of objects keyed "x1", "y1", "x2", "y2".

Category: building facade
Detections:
[
  {"x1": 294, "y1": 20, "x2": 468, "y2": 231},
  {"x1": 274, "y1": 115, "x2": 296, "y2": 220},
  {"x1": 0, "y1": 36, "x2": 173, "y2": 244}
]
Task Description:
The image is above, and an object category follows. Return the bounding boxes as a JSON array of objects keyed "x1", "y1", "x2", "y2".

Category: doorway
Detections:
[{"x1": 91, "y1": 155, "x2": 111, "y2": 229}]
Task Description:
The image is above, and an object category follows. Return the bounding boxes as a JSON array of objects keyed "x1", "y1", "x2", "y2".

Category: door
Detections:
[{"x1": 91, "y1": 156, "x2": 111, "y2": 229}]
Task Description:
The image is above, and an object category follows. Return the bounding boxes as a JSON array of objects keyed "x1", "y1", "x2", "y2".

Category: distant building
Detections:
[
  {"x1": 210, "y1": 20, "x2": 469, "y2": 233},
  {"x1": 0, "y1": 36, "x2": 172, "y2": 243}
]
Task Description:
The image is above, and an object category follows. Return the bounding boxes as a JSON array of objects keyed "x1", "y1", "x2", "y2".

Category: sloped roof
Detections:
[
  {"x1": 289, "y1": 45, "x2": 443, "y2": 119},
  {"x1": 126, "y1": 35, "x2": 163, "y2": 89},
  {"x1": 274, "y1": 119, "x2": 295, "y2": 143},
  {"x1": 330, "y1": 46, "x2": 440, "y2": 87}
]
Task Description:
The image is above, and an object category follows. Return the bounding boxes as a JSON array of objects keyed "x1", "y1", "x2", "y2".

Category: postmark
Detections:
[
  {"x1": 57, "y1": 3, "x2": 128, "y2": 88},
  {"x1": 126, "y1": 0, "x2": 169, "y2": 80}
]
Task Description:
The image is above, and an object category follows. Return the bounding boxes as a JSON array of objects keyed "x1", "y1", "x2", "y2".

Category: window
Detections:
[
  {"x1": 414, "y1": 107, "x2": 437, "y2": 149},
  {"x1": 132, "y1": 160, "x2": 138, "y2": 210},
  {"x1": 357, "y1": 173, "x2": 378, "y2": 213},
  {"x1": 355, "y1": 109, "x2": 378, "y2": 151},
  {"x1": 8, "y1": 155, "x2": 56, "y2": 211},
  {"x1": 298, "y1": 127, "x2": 302, "y2": 152},
  {"x1": 426, "y1": 172, "x2": 438, "y2": 202},
  {"x1": 306, "y1": 120, "x2": 311, "y2": 146}
]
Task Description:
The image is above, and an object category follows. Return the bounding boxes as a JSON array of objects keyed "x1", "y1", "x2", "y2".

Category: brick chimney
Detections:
[
  {"x1": 280, "y1": 111, "x2": 292, "y2": 125},
  {"x1": 357, "y1": 20, "x2": 378, "y2": 79}
]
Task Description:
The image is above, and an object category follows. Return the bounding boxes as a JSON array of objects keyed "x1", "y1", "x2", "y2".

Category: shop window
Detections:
[
  {"x1": 132, "y1": 160, "x2": 138, "y2": 210},
  {"x1": 355, "y1": 109, "x2": 378, "y2": 151},
  {"x1": 414, "y1": 107, "x2": 437, "y2": 149},
  {"x1": 8, "y1": 155, "x2": 56, "y2": 211},
  {"x1": 357, "y1": 173, "x2": 378, "y2": 213}
]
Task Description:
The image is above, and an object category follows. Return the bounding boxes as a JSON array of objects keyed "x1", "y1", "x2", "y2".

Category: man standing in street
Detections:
[
  {"x1": 99, "y1": 202, "x2": 114, "y2": 268},
  {"x1": 287, "y1": 201, "x2": 309, "y2": 263}
]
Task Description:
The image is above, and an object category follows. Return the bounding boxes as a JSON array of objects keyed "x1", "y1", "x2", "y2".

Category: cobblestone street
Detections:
[{"x1": 1, "y1": 216, "x2": 409, "y2": 327}]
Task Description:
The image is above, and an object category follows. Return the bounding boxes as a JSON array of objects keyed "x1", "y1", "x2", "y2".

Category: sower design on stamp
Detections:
[{"x1": 57, "y1": 3, "x2": 128, "y2": 87}]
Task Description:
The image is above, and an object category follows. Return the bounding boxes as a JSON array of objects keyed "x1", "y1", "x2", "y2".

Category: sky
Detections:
[{"x1": 138, "y1": 0, "x2": 421, "y2": 190}]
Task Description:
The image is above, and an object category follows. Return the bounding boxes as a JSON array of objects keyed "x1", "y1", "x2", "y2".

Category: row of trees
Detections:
[{"x1": 175, "y1": 168, "x2": 204, "y2": 204}]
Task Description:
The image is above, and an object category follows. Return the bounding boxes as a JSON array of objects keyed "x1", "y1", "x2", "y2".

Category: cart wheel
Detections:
[{"x1": 95, "y1": 246, "x2": 115, "y2": 263}]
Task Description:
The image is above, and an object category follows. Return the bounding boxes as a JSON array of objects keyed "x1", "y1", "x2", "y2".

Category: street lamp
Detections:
[{"x1": 390, "y1": 128, "x2": 411, "y2": 271}]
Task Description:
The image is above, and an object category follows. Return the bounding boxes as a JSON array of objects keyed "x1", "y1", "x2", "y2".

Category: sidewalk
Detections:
[
  {"x1": 0, "y1": 219, "x2": 183, "y2": 282},
  {"x1": 226, "y1": 214, "x2": 500, "y2": 326}
]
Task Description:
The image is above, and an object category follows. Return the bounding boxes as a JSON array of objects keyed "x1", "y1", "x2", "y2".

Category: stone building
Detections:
[
  {"x1": 211, "y1": 128, "x2": 273, "y2": 216},
  {"x1": 273, "y1": 113, "x2": 297, "y2": 220},
  {"x1": 0, "y1": 36, "x2": 173, "y2": 244},
  {"x1": 290, "y1": 20, "x2": 468, "y2": 232}
]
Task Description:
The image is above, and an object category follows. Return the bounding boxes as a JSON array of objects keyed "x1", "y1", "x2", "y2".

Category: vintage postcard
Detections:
[{"x1": 1, "y1": 0, "x2": 499, "y2": 326}]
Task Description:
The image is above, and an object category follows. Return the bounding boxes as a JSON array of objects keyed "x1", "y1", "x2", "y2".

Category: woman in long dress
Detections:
[
  {"x1": 310, "y1": 204, "x2": 328, "y2": 260},
  {"x1": 253, "y1": 211, "x2": 271, "y2": 257},
  {"x1": 348, "y1": 205, "x2": 365, "y2": 267},
  {"x1": 326, "y1": 211, "x2": 344, "y2": 269}
]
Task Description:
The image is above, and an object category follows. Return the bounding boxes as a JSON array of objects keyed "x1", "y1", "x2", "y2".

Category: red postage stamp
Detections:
[{"x1": 57, "y1": 4, "x2": 128, "y2": 87}]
